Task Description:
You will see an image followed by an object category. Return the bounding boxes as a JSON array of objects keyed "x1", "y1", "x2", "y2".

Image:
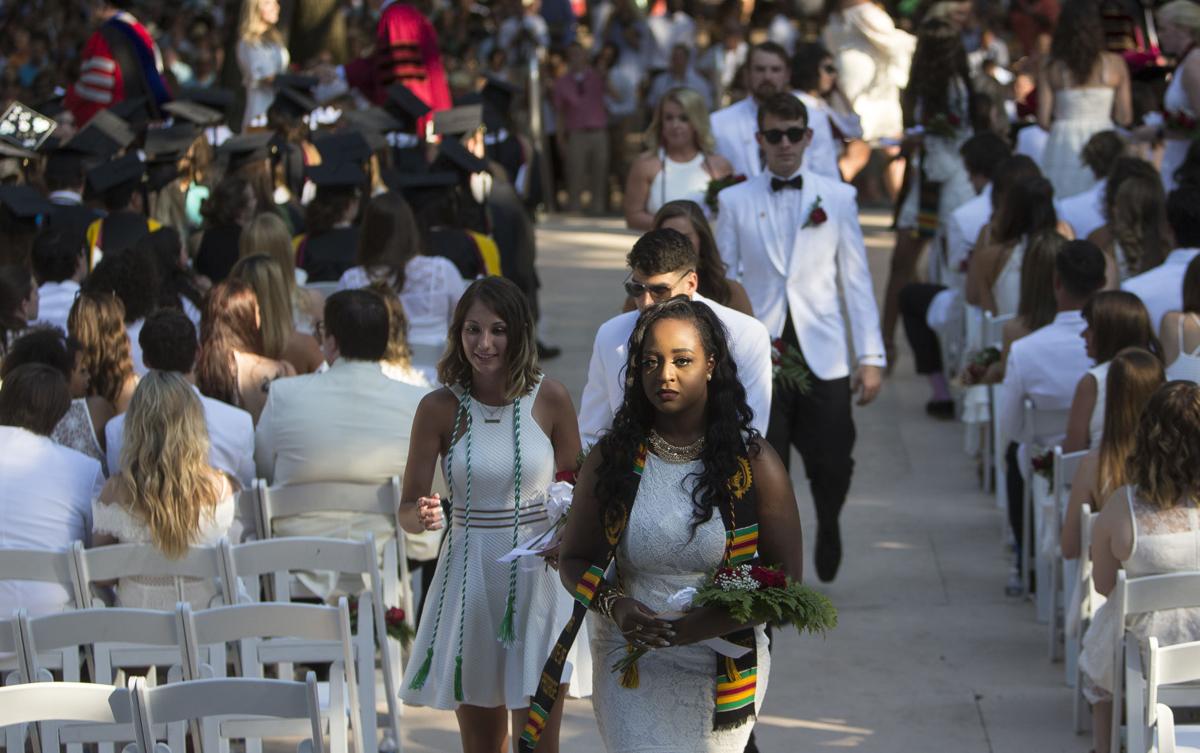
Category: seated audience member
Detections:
[
  {"x1": 1062, "y1": 347, "x2": 1164, "y2": 559},
  {"x1": 1063, "y1": 291, "x2": 1161, "y2": 452},
  {"x1": 254, "y1": 289, "x2": 432, "y2": 597},
  {"x1": 1, "y1": 328, "x2": 113, "y2": 473},
  {"x1": 83, "y1": 154, "x2": 162, "y2": 268},
  {"x1": 85, "y1": 245, "x2": 162, "y2": 376},
  {"x1": 231, "y1": 255, "x2": 324, "y2": 374},
  {"x1": 1080, "y1": 381, "x2": 1200, "y2": 753},
  {"x1": 140, "y1": 228, "x2": 206, "y2": 327},
  {"x1": 1057, "y1": 131, "x2": 1126, "y2": 240},
  {"x1": 195, "y1": 175, "x2": 256, "y2": 286},
  {"x1": 68, "y1": 292, "x2": 139, "y2": 414},
  {"x1": 0, "y1": 265, "x2": 38, "y2": 357},
  {"x1": 92, "y1": 371, "x2": 237, "y2": 610},
  {"x1": 371, "y1": 281, "x2": 433, "y2": 388},
  {"x1": 646, "y1": 200, "x2": 752, "y2": 315},
  {"x1": 296, "y1": 169, "x2": 363, "y2": 283},
  {"x1": 30, "y1": 229, "x2": 86, "y2": 333},
  {"x1": 944, "y1": 133, "x2": 1013, "y2": 279},
  {"x1": 997, "y1": 240, "x2": 1107, "y2": 591},
  {"x1": 0, "y1": 363, "x2": 104, "y2": 617},
  {"x1": 196, "y1": 279, "x2": 296, "y2": 423},
  {"x1": 1123, "y1": 185, "x2": 1200, "y2": 332},
  {"x1": 578, "y1": 228, "x2": 771, "y2": 449},
  {"x1": 106, "y1": 310, "x2": 255, "y2": 491},
  {"x1": 1087, "y1": 163, "x2": 1168, "y2": 283},
  {"x1": 42, "y1": 146, "x2": 102, "y2": 255},
  {"x1": 1161, "y1": 255, "x2": 1200, "y2": 382}
]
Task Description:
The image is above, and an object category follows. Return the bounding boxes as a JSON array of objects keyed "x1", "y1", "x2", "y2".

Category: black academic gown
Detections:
[{"x1": 300, "y1": 225, "x2": 360, "y2": 282}]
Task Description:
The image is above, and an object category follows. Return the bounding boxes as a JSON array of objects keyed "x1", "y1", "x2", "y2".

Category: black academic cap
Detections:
[
  {"x1": 0, "y1": 184, "x2": 53, "y2": 218},
  {"x1": 270, "y1": 86, "x2": 318, "y2": 120},
  {"x1": 162, "y1": 99, "x2": 223, "y2": 126},
  {"x1": 384, "y1": 170, "x2": 459, "y2": 211},
  {"x1": 274, "y1": 73, "x2": 320, "y2": 93},
  {"x1": 86, "y1": 152, "x2": 145, "y2": 193},
  {"x1": 217, "y1": 132, "x2": 275, "y2": 172},
  {"x1": 109, "y1": 97, "x2": 155, "y2": 132},
  {"x1": 145, "y1": 161, "x2": 181, "y2": 192},
  {"x1": 305, "y1": 161, "x2": 367, "y2": 189},
  {"x1": 177, "y1": 86, "x2": 236, "y2": 118},
  {"x1": 433, "y1": 104, "x2": 483, "y2": 138},
  {"x1": 43, "y1": 143, "x2": 90, "y2": 180},
  {"x1": 341, "y1": 106, "x2": 404, "y2": 135},
  {"x1": 481, "y1": 76, "x2": 518, "y2": 129},
  {"x1": 66, "y1": 110, "x2": 136, "y2": 158},
  {"x1": 385, "y1": 83, "x2": 431, "y2": 125},
  {"x1": 314, "y1": 131, "x2": 373, "y2": 163},
  {"x1": 144, "y1": 124, "x2": 200, "y2": 161},
  {"x1": 435, "y1": 139, "x2": 487, "y2": 175}
]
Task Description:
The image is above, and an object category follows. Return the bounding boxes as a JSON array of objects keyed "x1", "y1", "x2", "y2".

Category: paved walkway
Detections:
[{"x1": 399, "y1": 211, "x2": 1090, "y2": 752}]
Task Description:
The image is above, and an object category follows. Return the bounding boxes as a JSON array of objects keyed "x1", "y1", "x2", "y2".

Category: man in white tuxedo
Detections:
[
  {"x1": 1122, "y1": 186, "x2": 1200, "y2": 331},
  {"x1": 716, "y1": 92, "x2": 885, "y2": 582},
  {"x1": 578, "y1": 228, "x2": 771, "y2": 449},
  {"x1": 710, "y1": 42, "x2": 790, "y2": 178},
  {"x1": 255, "y1": 289, "x2": 433, "y2": 597}
]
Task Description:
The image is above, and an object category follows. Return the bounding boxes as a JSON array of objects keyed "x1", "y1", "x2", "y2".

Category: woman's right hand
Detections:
[
  {"x1": 611, "y1": 597, "x2": 674, "y2": 649},
  {"x1": 417, "y1": 494, "x2": 444, "y2": 531}
]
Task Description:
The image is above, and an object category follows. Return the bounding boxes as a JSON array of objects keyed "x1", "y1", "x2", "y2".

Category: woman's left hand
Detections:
[
  {"x1": 664, "y1": 613, "x2": 704, "y2": 647},
  {"x1": 539, "y1": 543, "x2": 560, "y2": 570}
]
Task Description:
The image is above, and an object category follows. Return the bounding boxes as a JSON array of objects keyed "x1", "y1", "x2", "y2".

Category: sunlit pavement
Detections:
[{"x1": 397, "y1": 210, "x2": 1088, "y2": 752}]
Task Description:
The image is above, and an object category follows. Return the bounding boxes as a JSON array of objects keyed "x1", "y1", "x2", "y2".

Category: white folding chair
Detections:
[
  {"x1": 0, "y1": 614, "x2": 32, "y2": 753},
  {"x1": 224, "y1": 536, "x2": 402, "y2": 753},
  {"x1": 1018, "y1": 398, "x2": 1071, "y2": 603},
  {"x1": 0, "y1": 549, "x2": 86, "y2": 681},
  {"x1": 0, "y1": 682, "x2": 134, "y2": 753},
  {"x1": 73, "y1": 540, "x2": 236, "y2": 610},
  {"x1": 1146, "y1": 638, "x2": 1200, "y2": 753},
  {"x1": 180, "y1": 600, "x2": 362, "y2": 753},
  {"x1": 130, "y1": 675, "x2": 325, "y2": 753},
  {"x1": 1048, "y1": 446, "x2": 1088, "y2": 661},
  {"x1": 1073, "y1": 504, "x2": 1100, "y2": 734},
  {"x1": 1109, "y1": 571, "x2": 1200, "y2": 753},
  {"x1": 982, "y1": 311, "x2": 1014, "y2": 504}
]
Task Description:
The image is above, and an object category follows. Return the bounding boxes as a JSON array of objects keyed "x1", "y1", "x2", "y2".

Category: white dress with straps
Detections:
[
  {"x1": 1166, "y1": 313, "x2": 1200, "y2": 383},
  {"x1": 646, "y1": 149, "x2": 714, "y2": 218}
]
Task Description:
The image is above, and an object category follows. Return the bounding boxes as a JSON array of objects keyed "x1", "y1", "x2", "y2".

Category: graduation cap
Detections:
[
  {"x1": 314, "y1": 131, "x2": 374, "y2": 164},
  {"x1": 434, "y1": 139, "x2": 487, "y2": 175},
  {"x1": 480, "y1": 76, "x2": 519, "y2": 130},
  {"x1": 0, "y1": 184, "x2": 54, "y2": 218},
  {"x1": 176, "y1": 87, "x2": 236, "y2": 119},
  {"x1": 86, "y1": 152, "x2": 145, "y2": 194},
  {"x1": 217, "y1": 132, "x2": 275, "y2": 172},
  {"x1": 433, "y1": 104, "x2": 483, "y2": 139},
  {"x1": 66, "y1": 110, "x2": 136, "y2": 158},
  {"x1": 275, "y1": 73, "x2": 320, "y2": 93},
  {"x1": 144, "y1": 123, "x2": 200, "y2": 162},
  {"x1": 270, "y1": 86, "x2": 319, "y2": 121},
  {"x1": 305, "y1": 161, "x2": 367, "y2": 189},
  {"x1": 0, "y1": 101, "x2": 58, "y2": 152},
  {"x1": 43, "y1": 143, "x2": 92, "y2": 183},
  {"x1": 109, "y1": 97, "x2": 155, "y2": 133},
  {"x1": 384, "y1": 83, "x2": 430, "y2": 129},
  {"x1": 145, "y1": 161, "x2": 181, "y2": 192},
  {"x1": 163, "y1": 99, "x2": 223, "y2": 127},
  {"x1": 341, "y1": 106, "x2": 404, "y2": 136}
]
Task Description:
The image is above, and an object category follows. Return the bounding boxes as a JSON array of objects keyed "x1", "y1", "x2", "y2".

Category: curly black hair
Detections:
[{"x1": 594, "y1": 297, "x2": 760, "y2": 535}]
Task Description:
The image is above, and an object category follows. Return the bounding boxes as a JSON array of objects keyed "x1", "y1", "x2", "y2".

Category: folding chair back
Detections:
[
  {"x1": 0, "y1": 549, "x2": 84, "y2": 610},
  {"x1": 0, "y1": 681, "x2": 134, "y2": 753},
  {"x1": 982, "y1": 311, "x2": 1014, "y2": 349},
  {"x1": 74, "y1": 541, "x2": 234, "y2": 609},
  {"x1": 1073, "y1": 504, "x2": 1099, "y2": 733},
  {"x1": 131, "y1": 675, "x2": 325, "y2": 753},
  {"x1": 1048, "y1": 447, "x2": 1088, "y2": 660},
  {"x1": 1020, "y1": 399, "x2": 1071, "y2": 601}
]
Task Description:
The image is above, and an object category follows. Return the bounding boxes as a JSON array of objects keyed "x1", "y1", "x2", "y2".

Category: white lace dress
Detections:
[
  {"x1": 590, "y1": 454, "x2": 770, "y2": 753},
  {"x1": 400, "y1": 382, "x2": 590, "y2": 709},
  {"x1": 822, "y1": 3, "x2": 913, "y2": 142},
  {"x1": 91, "y1": 494, "x2": 236, "y2": 610},
  {"x1": 52, "y1": 399, "x2": 107, "y2": 476},
  {"x1": 1078, "y1": 489, "x2": 1200, "y2": 702},
  {"x1": 1042, "y1": 86, "x2": 1115, "y2": 199},
  {"x1": 1162, "y1": 49, "x2": 1199, "y2": 194}
]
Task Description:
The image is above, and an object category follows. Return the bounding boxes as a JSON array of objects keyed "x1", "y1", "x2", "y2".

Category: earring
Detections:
[{"x1": 706, "y1": 373, "x2": 712, "y2": 381}]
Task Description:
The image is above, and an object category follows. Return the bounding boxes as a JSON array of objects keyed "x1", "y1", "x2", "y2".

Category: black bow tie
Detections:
[{"x1": 770, "y1": 175, "x2": 804, "y2": 192}]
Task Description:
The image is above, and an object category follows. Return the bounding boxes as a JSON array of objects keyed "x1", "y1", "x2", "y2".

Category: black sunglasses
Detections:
[
  {"x1": 760, "y1": 127, "x2": 809, "y2": 145},
  {"x1": 624, "y1": 269, "x2": 693, "y2": 299}
]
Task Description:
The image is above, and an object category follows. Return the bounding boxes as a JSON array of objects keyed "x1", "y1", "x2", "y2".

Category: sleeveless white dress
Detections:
[
  {"x1": 590, "y1": 454, "x2": 770, "y2": 753},
  {"x1": 991, "y1": 238, "x2": 1027, "y2": 317},
  {"x1": 1162, "y1": 49, "x2": 1199, "y2": 193},
  {"x1": 1086, "y1": 361, "x2": 1110, "y2": 448},
  {"x1": 1078, "y1": 488, "x2": 1200, "y2": 702},
  {"x1": 1166, "y1": 314, "x2": 1200, "y2": 383},
  {"x1": 1042, "y1": 84, "x2": 1116, "y2": 199},
  {"x1": 646, "y1": 150, "x2": 714, "y2": 218},
  {"x1": 52, "y1": 399, "x2": 107, "y2": 477},
  {"x1": 401, "y1": 381, "x2": 590, "y2": 709}
]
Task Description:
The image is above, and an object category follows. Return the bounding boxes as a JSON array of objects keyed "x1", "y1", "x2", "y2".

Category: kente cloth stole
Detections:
[{"x1": 518, "y1": 446, "x2": 761, "y2": 753}]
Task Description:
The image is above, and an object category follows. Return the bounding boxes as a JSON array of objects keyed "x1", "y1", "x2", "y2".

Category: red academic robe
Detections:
[
  {"x1": 64, "y1": 11, "x2": 170, "y2": 126},
  {"x1": 343, "y1": 1, "x2": 452, "y2": 132}
]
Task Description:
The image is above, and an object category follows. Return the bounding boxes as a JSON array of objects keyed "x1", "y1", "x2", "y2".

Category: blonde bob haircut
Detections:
[
  {"x1": 238, "y1": 0, "x2": 285, "y2": 46},
  {"x1": 644, "y1": 87, "x2": 717, "y2": 155},
  {"x1": 437, "y1": 276, "x2": 542, "y2": 400},
  {"x1": 117, "y1": 371, "x2": 223, "y2": 559},
  {"x1": 1159, "y1": 0, "x2": 1200, "y2": 43}
]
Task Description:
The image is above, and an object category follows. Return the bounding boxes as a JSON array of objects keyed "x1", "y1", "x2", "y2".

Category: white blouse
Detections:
[
  {"x1": 237, "y1": 38, "x2": 290, "y2": 130},
  {"x1": 337, "y1": 256, "x2": 467, "y2": 347}
]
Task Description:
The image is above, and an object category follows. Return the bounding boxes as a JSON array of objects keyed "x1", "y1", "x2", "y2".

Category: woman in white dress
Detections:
[
  {"x1": 338, "y1": 193, "x2": 465, "y2": 383},
  {"x1": 1161, "y1": 256, "x2": 1200, "y2": 383},
  {"x1": 1156, "y1": 1, "x2": 1200, "y2": 193},
  {"x1": 236, "y1": 0, "x2": 288, "y2": 131},
  {"x1": 556, "y1": 298, "x2": 803, "y2": 753},
  {"x1": 91, "y1": 371, "x2": 237, "y2": 610},
  {"x1": 1037, "y1": 0, "x2": 1132, "y2": 199},
  {"x1": 400, "y1": 277, "x2": 583, "y2": 753},
  {"x1": 1080, "y1": 381, "x2": 1200, "y2": 753},
  {"x1": 623, "y1": 87, "x2": 734, "y2": 232}
]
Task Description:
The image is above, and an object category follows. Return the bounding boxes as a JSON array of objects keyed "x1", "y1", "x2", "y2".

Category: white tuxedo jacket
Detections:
[
  {"x1": 716, "y1": 169, "x2": 886, "y2": 380},
  {"x1": 577, "y1": 292, "x2": 772, "y2": 449},
  {"x1": 711, "y1": 95, "x2": 841, "y2": 180}
]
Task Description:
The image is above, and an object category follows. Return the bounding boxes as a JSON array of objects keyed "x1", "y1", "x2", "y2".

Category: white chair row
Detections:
[
  {"x1": 1047, "y1": 447, "x2": 1087, "y2": 661},
  {"x1": 0, "y1": 675, "x2": 324, "y2": 753}
]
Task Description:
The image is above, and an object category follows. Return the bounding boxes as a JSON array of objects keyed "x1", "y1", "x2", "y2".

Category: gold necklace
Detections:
[{"x1": 647, "y1": 429, "x2": 706, "y2": 463}]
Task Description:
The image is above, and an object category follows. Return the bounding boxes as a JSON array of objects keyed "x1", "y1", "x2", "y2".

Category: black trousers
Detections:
[
  {"x1": 1006, "y1": 442, "x2": 1027, "y2": 574},
  {"x1": 765, "y1": 319, "x2": 856, "y2": 530},
  {"x1": 899, "y1": 282, "x2": 947, "y2": 375}
]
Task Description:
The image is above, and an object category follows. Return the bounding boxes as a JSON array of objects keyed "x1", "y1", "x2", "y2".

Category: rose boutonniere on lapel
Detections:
[
  {"x1": 802, "y1": 197, "x2": 828, "y2": 229},
  {"x1": 704, "y1": 174, "x2": 747, "y2": 215}
]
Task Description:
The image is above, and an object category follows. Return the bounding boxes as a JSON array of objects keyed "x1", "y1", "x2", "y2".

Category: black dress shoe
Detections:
[
  {"x1": 742, "y1": 730, "x2": 759, "y2": 753},
  {"x1": 925, "y1": 399, "x2": 955, "y2": 420},
  {"x1": 815, "y1": 524, "x2": 842, "y2": 583},
  {"x1": 537, "y1": 341, "x2": 562, "y2": 360}
]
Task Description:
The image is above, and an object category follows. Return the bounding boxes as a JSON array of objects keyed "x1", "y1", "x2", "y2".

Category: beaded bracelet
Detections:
[{"x1": 592, "y1": 585, "x2": 625, "y2": 619}]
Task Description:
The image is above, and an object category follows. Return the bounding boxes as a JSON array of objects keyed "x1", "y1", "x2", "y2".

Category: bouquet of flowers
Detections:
[
  {"x1": 924, "y1": 112, "x2": 963, "y2": 139},
  {"x1": 612, "y1": 564, "x2": 837, "y2": 674},
  {"x1": 1030, "y1": 448, "x2": 1055, "y2": 484},
  {"x1": 961, "y1": 346, "x2": 1001, "y2": 385},
  {"x1": 771, "y1": 338, "x2": 812, "y2": 394},
  {"x1": 348, "y1": 597, "x2": 415, "y2": 646},
  {"x1": 704, "y1": 174, "x2": 747, "y2": 215}
]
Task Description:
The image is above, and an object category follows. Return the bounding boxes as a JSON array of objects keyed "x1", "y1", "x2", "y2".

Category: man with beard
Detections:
[{"x1": 710, "y1": 41, "x2": 792, "y2": 178}]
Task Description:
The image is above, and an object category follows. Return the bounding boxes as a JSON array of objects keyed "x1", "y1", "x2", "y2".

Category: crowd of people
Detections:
[{"x1": 2, "y1": 0, "x2": 1200, "y2": 750}]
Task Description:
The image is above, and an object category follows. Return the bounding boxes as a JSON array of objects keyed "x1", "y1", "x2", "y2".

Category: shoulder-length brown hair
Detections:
[
  {"x1": 1017, "y1": 231, "x2": 1064, "y2": 333},
  {"x1": 651, "y1": 200, "x2": 731, "y2": 307},
  {"x1": 1098, "y1": 348, "x2": 1165, "y2": 497},
  {"x1": 1128, "y1": 381, "x2": 1200, "y2": 509},
  {"x1": 355, "y1": 192, "x2": 422, "y2": 293},
  {"x1": 437, "y1": 277, "x2": 541, "y2": 400},
  {"x1": 1082, "y1": 290, "x2": 1162, "y2": 364},
  {"x1": 197, "y1": 280, "x2": 264, "y2": 407},
  {"x1": 68, "y1": 291, "x2": 134, "y2": 405}
]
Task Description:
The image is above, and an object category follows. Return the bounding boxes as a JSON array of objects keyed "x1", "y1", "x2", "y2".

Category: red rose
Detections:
[
  {"x1": 385, "y1": 607, "x2": 406, "y2": 625},
  {"x1": 810, "y1": 207, "x2": 828, "y2": 226},
  {"x1": 948, "y1": 113, "x2": 961, "y2": 126},
  {"x1": 749, "y1": 566, "x2": 787, "y2": 589}
]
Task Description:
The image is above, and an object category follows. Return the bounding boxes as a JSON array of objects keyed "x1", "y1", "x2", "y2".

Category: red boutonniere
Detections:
[{"x1": 803, "y1": 197, "x2": 827, "y2": 229}]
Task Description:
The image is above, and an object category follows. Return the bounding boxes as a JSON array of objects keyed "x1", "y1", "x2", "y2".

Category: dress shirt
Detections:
[
  {"x1": 553, "y1": 70, "x2": 609, "y2": 131},
  {"x1": 33, "y1": 279, "x2": 81, "y2": 333},
  {"x1": 1058, "y1": 179, "x2": 1107, "y2": 240},
  {"x1": 646, "y1": 68, "x2": 713, "y2": 110},
  {"x1": 577, "y1": 291, "x2": 772, "y2": 448},
  {"x1": 997, "y1": 310, "x2": 1092, "y2": 446},
  {"x1": 1015, "y1": 125, "x2": 1048, "y2": 165},
  {"x1": 945, "y1": 183, "x2": 993, "y2": 274},
  {"x1": 766, "y1": 166, "x2": 806, "y2": 251},
  {"x1": 0, "y1": 426, "x2": 103, "y2": 617},
  {"x1": 1122, "y1": 248, "x2": 1200, "y2": 330},
  {"x1": 106, "y1": 384, "x2": 255, "y2": 489}
]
